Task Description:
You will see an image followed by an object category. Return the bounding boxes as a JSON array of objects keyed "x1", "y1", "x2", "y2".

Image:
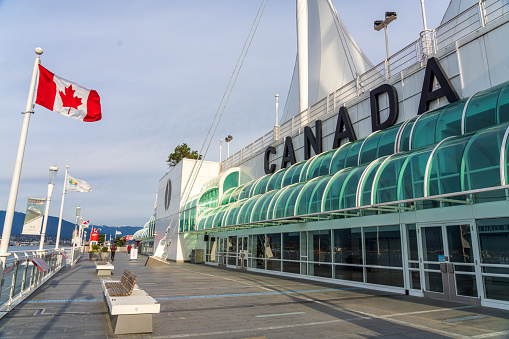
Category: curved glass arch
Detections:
[
  {"x1": 427, "y1": 134, "x2": 474, "y2": 196},
  {"x1": 299, "y1": 154, "x2": 317, "y2": 182},
  {"x1": 222, "y1": 170, "x2": 239, "y2": 192},
  {"x1": 237, "y1": 195, "x2": 262, "y2": 225},
  {"x1": 274, "y1": 183, "x2": 307, "y2": 219},
  {"x1": 344, "y1": 138, "x2": 365, "y2": 168},
  {"x1": 196, "y1": 207, "x2": 218, "y2": 230},
  {"x1": 464, "y1": 81, "x2": 509, "y2": 133},
  {"x1": 461, "y1": 123, "x2": 508, "y2": 191},
  {"x1": 224, "y1": 199, "x2": 248, "y2": 226},
  {"x1": 305, "y1": 150, "x2": 335, "y2": 181},
  {"x1": 266, "y1": 186, "x2": 292, "y2": 220},
  {"x1": 282, "y1": 162, "x2": 306, "y2": 188},
  {"x1": 266, "y1": 167, "x2": 288, "y2": 192},
  {"x1": 329, "y1": 142, "x2": 353, "y2": 174},
  {"x1": 505, "y1": 129, "x2": 509, "y2": 185},
  {"x1": 251, "y1": 174, "x2": 272, "y2": 196},
  {"x1": 211, "y1": 205, "x2": 230, "y2": 228},
  {"x1": 251, "y1": 190, "x2": 279, "y2": 222},
  {"x1": 359, "y1": 124, "x2": 401, "y2": 165},
  {"x1": 220, "y1": 187, "x2": 236, "y2": 206},
  {"x1": 323, "y1": 166, "x2": 366, "y2": 212},
  {"x1": 295, "y1": 175, "x2": 333, "y2": 216},
  {"x1": 398, "y1": 116, "x2": 418, "y2": 152},
  {"x1": 357, "y1": 156, "x2": 388, "y2": 207},
  {"x1": 197, "y1": 187, "x2": 219, "y2": 216},
  {"x1": 373, "y1": 147, "x2": 433, "y2": 204},
  {"x1": 228, "y1": 185, "x2": 245, "y2": 204},
  {"x1": 238, "y1": 179, "x2": 256, "y2": 200},
  {"x1": 411, "y1": 109, "x2": 441, "y2": 149},
  {"x1": 435, "y1": 98, "x2": 467, "y2": 141}
]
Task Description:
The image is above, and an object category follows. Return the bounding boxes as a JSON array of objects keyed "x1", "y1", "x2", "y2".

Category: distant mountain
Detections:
[{"x1": 0, "y1": 211, "x2": 142, "y2": 238}]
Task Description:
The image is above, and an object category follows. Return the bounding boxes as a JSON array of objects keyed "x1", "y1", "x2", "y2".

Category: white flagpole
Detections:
[
  {"x1": 0, "y1": 48, "x2": 43, "y2": 263},
  {"x1": 55, "y1": 166, "x2": 69, "y2": 249}
]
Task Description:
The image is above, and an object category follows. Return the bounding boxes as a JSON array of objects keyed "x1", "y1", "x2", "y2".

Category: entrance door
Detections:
[
  {"x1": 237, "y1": 236, "x2": 248, "y2": 269},
  {"x1": 419, "y1": 223, "x2": 481, "y2": 305}
]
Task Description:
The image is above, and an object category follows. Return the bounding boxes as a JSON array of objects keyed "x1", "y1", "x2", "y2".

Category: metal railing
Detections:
[
  {"x1": 220, "y1": 0, "x2": 508, "y2": 172},
  {"x1": 0, "y1": 248, "x2": 73, "y2": 312}
]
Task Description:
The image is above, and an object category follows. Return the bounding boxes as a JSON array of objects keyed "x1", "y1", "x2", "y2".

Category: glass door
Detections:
[
  {"x1": 419, "y1": 223, "x2": 480, "y2": 305},
  {"x1": 237, "y1": 236, "x2": 248, "y2": 269}
]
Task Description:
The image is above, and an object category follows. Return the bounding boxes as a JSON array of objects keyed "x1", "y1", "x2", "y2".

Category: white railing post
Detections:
[{"x1": 479, "y1": 0, "x2": 487, "y2": 27}]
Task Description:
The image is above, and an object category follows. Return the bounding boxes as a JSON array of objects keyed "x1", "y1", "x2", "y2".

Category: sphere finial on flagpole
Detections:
[{"x1": 35, "y1": 47, "x2": 43, "y2": 55}]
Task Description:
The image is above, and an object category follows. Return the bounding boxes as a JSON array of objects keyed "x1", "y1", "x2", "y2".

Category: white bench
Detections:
[
  {"x1": 101, "y1": 279, "x2": 160, "y2": 334},
  {"x1": 95, "y1": 261, "x2": 114, "y2": 276}
]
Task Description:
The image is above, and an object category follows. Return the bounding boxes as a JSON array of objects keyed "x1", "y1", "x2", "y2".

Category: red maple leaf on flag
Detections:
[{"x1": 59, "y1": 85, "x2": 83, "y2": 114}]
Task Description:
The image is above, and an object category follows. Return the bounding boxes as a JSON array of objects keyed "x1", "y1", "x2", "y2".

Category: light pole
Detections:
[
  {"x1": 219, "y1": 139, "x2": 223, "y2": 164},
  {"x1": 374, "y1": 12, "x2": 397, "y2": 78},
  {"x1": 39, "y1": 166, "x2": 58, "y2": 251},
  {"x1": 275, "y1": 94, "x2": 279, "y2": 126},
  {"x1": 225, "y1": 135, "x2": 233, "y2": 159}
]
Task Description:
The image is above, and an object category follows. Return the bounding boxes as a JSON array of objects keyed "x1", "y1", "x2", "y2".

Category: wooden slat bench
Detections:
[
  {"x1": 101, "y1": 272, "x2": 160, "y2": 334},
  {"x1": 95, "y1": 261, "x2": 114, "y2": 276}
]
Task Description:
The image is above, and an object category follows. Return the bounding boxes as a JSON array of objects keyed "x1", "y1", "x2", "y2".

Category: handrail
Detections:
[
  {"x1": 0, "y1": 247, "x2": 76, "y2": 312},
  {"x1": 220, "y1": 0, "x2": 506, "y2": 172}
]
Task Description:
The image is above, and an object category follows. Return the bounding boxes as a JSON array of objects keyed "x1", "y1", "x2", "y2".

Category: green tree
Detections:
[
  {"x1": 167, "y1": 143, "x2": 202, "y2": 167},
  {"x1": 98, "y1": 234, "x2": 106, "y2": 244},
  {"x1": 115, "y1": 236, "x2": 126, "y2": 247}
]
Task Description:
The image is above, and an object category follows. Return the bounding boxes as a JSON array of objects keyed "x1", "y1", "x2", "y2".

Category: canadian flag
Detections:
[{"x1": 35, "y1": 65, "x2": 101, "y2": 122}]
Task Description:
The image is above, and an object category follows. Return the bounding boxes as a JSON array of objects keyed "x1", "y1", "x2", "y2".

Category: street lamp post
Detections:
[
  {"x1": 225, "y1": 135, "x2": 233, "y2": 159},
  {"x1": 374, "y1": 12, "x2": 397, "y2": 78},
  {"x1": 39, "y1": 166, "x2": 58, "y2": 251},
  {"x1": 219, "y1": 139, "x2": 223, "y2": 164}
]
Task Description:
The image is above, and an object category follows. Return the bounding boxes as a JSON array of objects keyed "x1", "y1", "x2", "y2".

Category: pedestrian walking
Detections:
[
  {"x1": 110, "y1": 243, "x2": 117, "y2": 261},
  {"x1": 127, "y1": 244, "x2": 132, "y2": 255}
]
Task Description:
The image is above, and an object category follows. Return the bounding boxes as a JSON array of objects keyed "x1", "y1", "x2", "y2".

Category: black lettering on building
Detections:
[
  {"x1": 418, "y1": 57, "x2": 459, "y2": 115},
  {"x1": 304, "y1": 120, "x2": 322, "y2": 160},
  {"x1": 281, "y1": 136, "x2": 297, "y2": 168},
  {"x1": 264, "y1": 146, "x2": 276, "y2": 174},
  {"x1": 333, "y1": 106, "x2": 357, "y2": 149},
  {"x1": 370, "y1": 83, "x2": 399, "y2": 132}
]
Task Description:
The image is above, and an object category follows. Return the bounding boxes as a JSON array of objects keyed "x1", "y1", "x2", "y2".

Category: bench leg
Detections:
[
  {"x1": 110, "y1": 313, "x2": 152, "y2": 334},
  {"x1": 97, "y1": 270, "x2": 112, "y2": 276}
]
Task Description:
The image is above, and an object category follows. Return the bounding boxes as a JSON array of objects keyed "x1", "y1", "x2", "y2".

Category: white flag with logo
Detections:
[
  {"x1": 115, "y1": 230, "x2": 122, "y2": 235},
  {"x1": 66, "y1": 174, "x2": 92, "y2": 192}
]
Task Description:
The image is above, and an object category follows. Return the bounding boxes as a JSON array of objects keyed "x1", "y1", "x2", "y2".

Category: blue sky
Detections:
[{"x1": 0, "y1": 1, "x2": 450, "y2": 227}]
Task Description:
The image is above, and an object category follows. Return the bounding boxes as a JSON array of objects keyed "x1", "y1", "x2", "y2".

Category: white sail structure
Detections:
[{"x1": 281, "y1": 0, "x2": 374, "y2": 124}]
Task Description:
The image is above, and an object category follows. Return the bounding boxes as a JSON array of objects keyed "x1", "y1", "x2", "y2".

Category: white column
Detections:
[
  {"x1": 55, "y1": 166, "x2": 69, "y2": 249},
  {"x1": 0, "y1": 48, "x2": 42, "y2": 259},
  {"x1": 296, "y1": 0, "x2": 308, "y2": 113}
]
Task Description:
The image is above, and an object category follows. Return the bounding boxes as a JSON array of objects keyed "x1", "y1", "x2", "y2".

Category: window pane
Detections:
[
  {"x1": 266, "y1": 233, "x2": 281, "y2": 259},
  {"x1": 308, "y1": 230, "x2": 331, "y2": 262},
  {"x1": 364, "y1": 225, "x2": 402, "y2": 267},
  {"x1": 407, "y1": 224, "x2": 419, "y2": 261},
  {"x1": 477, "y1": 218, "x2": 509, "y2": 264},
  {"x1": 335, "y1": 265, "x2": 363, "y2": 282},
  {"x1": 446, "y1": 225, "x2": 474, "y2": 263},
  {"x1": 283, "y1": 232, "x2": 300, "y2": 260},
  {"x1": 366, "y1": 268, "x2": 404, "y2": 287},
  {"x1": 283, "y1": 261, "x2": 300, "y2": 274},
  {"x1": 309, "y1": 263, "x2": 332, "y2": 278},
  {"x1": 334, "y1": 228, "x2": 362, "y2": 264}
]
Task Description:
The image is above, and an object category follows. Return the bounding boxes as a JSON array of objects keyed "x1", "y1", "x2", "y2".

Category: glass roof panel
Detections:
[
  {"x1": 295, "y1": 176, "x2": 331, "y2": 216},
  {"x1": 224, "y1": 199, "x2": 247, "y2": 226},
  {"x1": 266, "y1": 168, "x2": 288, "y2": 192},
  {"x1": 464, "y1": 82, "x2": 508, "y2": 133},
  {"x1": 222, "y1": 171, "x2": 239, "y2": 192},
  {"x1": 220, "y1": 187, "x2": 236, "y2": 206},
  {"x1": 282, "y1": 162, "x2": 306, "y2": 188},
  {"x1": 376, "y1": 123, "x2": 401, "y2": 158},
  {"x1": 323, "y1": 168, "x2": 354, "y2": 212},
  {"x1": 359, "y1": 131, "x2": 382, "y2": 165},
  {"x1": 266, "y1": 187, "x2": 291, "y2": 220},
  {"x1": 506, "y1": 128, "x2": 509, "y2": 186},
  {"x1": 358, "y1": 157, "x2": 387, "y2": 207},
  {"x1": 237, "y1": 196, "x2": 261, "y2": 225},
  {"x1": 411, "y1": 109, "x2": 441, "y2": 149},
  {"x1": 238, "y1": 180, "x2": 256, "y2": 200},
  {"x1": 399, "y1": 116, "x2": 418, "y2": 152},
  {"x1": 499, "y1": 82, "x2": 509, "y2": 124},
  {"x1": 274, "y1": 183, "x2": 306, "y2": 219},
  {"x1": 251, "y1": 190, "x2": 278, "y2": 222},
  {"x1": 435, "y1": 98, "x2": 467, "y2": 142},
  {"x1": 211, "y1": 205, "x2": 230, "y2": 228},
  {"x1": 340, "y1": 166, "x2": 367, "y2": 209},
  {"x1": 252, "y1": 174, "x2": 272, "y2": 196},
  {"x1": 344, "y1": 139, "x2": 365, "y2": 168},
  {"x1": 461, "y1": 124, "x2": 508, "y2": 191},
  {"x1": 427, "y1": 135, "x2": 473, "y2": 196},
  {"x1": 398, "y1": 147, "x2": 433, "y2": 201},
  {"x1": 229, "y1": 185, "x2": 245, "y2": 204},
  {"x1": 306, "y1": 150, "x2": 335, "y2": 181},
  {"x1": 299, "y1": 154, "x2": 317, "y2": 182},
  {"x1": 329, "y1": 142, "x2": 353, "y2": 174}
]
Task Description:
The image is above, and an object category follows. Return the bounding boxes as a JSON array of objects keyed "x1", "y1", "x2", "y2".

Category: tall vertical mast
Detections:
[{"x1": 296, "y1": 0, "x2": 308, "y2": 113}]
